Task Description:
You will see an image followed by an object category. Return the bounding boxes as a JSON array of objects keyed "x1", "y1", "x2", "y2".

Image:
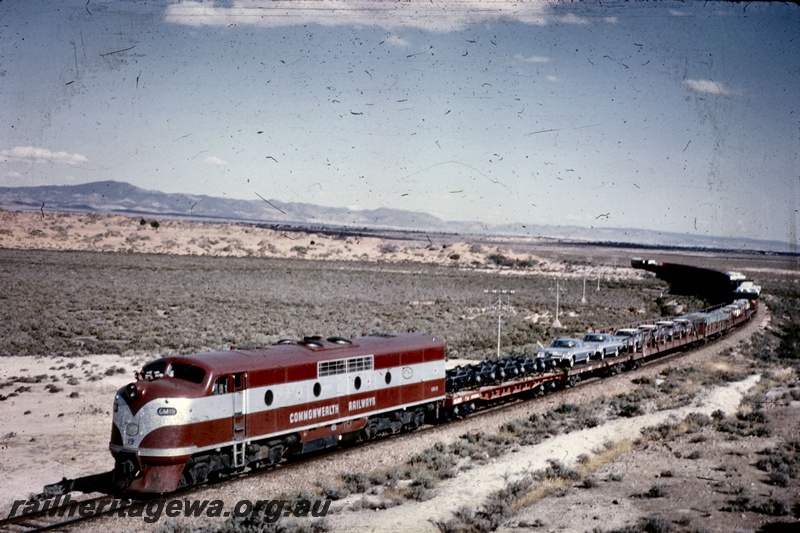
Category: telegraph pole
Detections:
[
  {"x1": 484, "y1": 289, "x2": 515, "y2": 358},
  {"x1": 581, "y1": 277, "x2": 587, "y2": 304},
  {"x1": 549, "y1": 280, "x2": 566, "y2": 328}
]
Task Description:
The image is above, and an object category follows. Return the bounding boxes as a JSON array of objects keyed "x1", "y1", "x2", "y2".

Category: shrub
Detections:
[
  {"x1": 768, "y1": 471, "x2": 790, "y2": 487},
  {"x1": 753, "y1": 498, "x2": 791, "y2": 516},
  {"x1": 684, "y1": 412, "x2": 712, "y2": 428},
  {"x1": 378, "y1": 243, "x2": 399, "y2": 254},
  {"x1": 617, "y1": 402, "x2": 644, "y2": 418},
  {"x1": 341, "y1": 472, "x2": 369, "y2": 494},
  {"x1": 636, "y1": 514, "x2": 672, "y2": 533},
  {"x1": 488, "y1": 253, "x2": 515, "y2": 267},
  {"x1": 537, "y1": 459, "x2": 581, "y2": 482},
  {"x1": 644, "y1": 484, "x2": 669, "y2": 498}
]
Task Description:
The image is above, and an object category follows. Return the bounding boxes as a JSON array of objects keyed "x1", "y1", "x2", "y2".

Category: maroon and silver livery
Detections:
[{"x1": 110, "y1": 333, "x2": 445, "y2": 494}]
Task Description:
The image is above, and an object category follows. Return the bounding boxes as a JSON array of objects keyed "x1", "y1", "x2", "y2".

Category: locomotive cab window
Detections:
[{"x1": 213, "y1": 376, "x2": 229, "y2": 395}]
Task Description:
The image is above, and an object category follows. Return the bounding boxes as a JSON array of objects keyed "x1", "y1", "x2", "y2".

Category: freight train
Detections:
[{"x1": 110, "y1": 295, "x2": 758, "y2": 496}]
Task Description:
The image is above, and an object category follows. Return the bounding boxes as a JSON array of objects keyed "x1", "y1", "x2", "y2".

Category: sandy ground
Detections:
[
  {"x1": 0, "y1": 354, "x2": 140, "y2": 508},
  {"x1": 0, "y1": 210, "x2": 645, "y2": 282}
]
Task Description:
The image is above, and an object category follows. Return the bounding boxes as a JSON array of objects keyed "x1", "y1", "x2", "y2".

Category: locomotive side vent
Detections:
[{"x1": 318, "y1": 355, "x2": 374, "y2": 377}]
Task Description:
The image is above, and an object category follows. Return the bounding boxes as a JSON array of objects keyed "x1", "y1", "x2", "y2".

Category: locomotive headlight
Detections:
[
  {"x1": 125, "y1": 423, "x2": 139, "y2": 436},
  {"x1": 125, "y1": 383, "x2": 137, "y2": 400}
]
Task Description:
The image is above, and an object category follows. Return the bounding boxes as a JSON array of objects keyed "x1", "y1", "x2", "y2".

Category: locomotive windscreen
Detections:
[
  {"x1": 139, "y1": 360, "x2": 206, "y2": 384},
  {"x1": 141, "y1": 361, "x2": 167, "y2": 380},
  {"x1": 170, "y1": 363, "x2": 206, "y2": 384}
]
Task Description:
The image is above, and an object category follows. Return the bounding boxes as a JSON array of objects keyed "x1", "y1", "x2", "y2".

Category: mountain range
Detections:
[{"x1": 0, "y1": 180, "x2": 793, "y2": 254}]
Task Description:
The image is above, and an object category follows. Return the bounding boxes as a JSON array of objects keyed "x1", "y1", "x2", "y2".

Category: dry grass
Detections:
[{"x1": 510, "y1": 440, "x2": 634, "y2": 512}]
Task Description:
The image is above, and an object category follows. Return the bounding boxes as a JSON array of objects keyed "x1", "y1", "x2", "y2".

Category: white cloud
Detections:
[
  {"x1": 0, "y1": 146, "x2": 88, "y2": 166},
  {"x1": 204, "y1": 155, "x2": 228, "y2": 166},
  {"x1": 557, "y1": 13, "x2": 590, "y2": 25},
  {"x1": 385, "y1": 34, "x2": 410, "y2": 47},
  {"x1": 604, "y1": 16, "x2": 618, "y2": 24},
  {"x1": 164, "y1": 1, "x2": 551, "y2": 31},
  {"x1": 669, "y1": 9, "x2": 690, "y2": 17},
  {"x1": 547, "y1": 75, "x2": 558, "y2": 82},
  {"x1": 683, "y1": 78, "x2": 732, "y2": 95},
  {"x1": 514, "y1": 53, "x2": 550, "y2": 63}
]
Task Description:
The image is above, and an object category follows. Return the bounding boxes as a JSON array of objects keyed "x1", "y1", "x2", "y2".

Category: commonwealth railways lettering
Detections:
[
  {"x1": 288, "y1": 403, "x2": 339, "y2": 424},
  {"x1": 348, "y1": 396, "x2": 376, "y2": 412}
]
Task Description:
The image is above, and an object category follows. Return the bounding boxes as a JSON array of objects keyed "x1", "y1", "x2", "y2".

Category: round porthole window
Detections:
[
  {"x1": 313, "y1": 382, "x2": 321, "y2": 397},
  {"x1": 385, "y1": 372, "x2": 392, "y2": 385},
  {"x1": 354, "y1": 376, "x2": 362, "y2": 390},
  {"x1": 264, "y1": 390, "x2": 274, "y2": 406}
]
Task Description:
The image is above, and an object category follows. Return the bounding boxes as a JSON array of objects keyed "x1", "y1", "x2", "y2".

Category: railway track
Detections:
[{"x1": 0, "y1": 495, "x2": 119, "y2": 533}]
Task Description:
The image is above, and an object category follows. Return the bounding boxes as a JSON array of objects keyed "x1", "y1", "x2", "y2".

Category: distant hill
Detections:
[
  {"x1": 0, "y1": 180, "x2": 452, "y2": 231},
  {"x1": 0, "y1": 180, "x2": 793, "y2": 254}
]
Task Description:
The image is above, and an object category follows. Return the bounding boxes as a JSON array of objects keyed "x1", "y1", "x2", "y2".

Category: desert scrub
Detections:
[
  {"x1": 755, "y1": 438, "x2": 800, "y2": 487},
  {"x1": 609, "y1": 387, "x2": 655, "y2": 418},
  {"x1": 596, "y1": 514, "x2": 674, "y2": 533},
  {"x1": 387, "y1": 433, "x2": 516, "y2": 501},
  {"x1": 499, "y1": 401, "x2": 604, "y2": 446},
  {"x1": 0, "y1": 248, "x2": 673, "y2": 357},
  {"x1": 404, "y1": 442, "x2": 459, "y2": 481},
  {"x1": 713, "y1": 408, "x2": 772, "y2": 438},
  {"x1": 430, "y1": 468, "x2": 547, "y2": 533},
  {"x1": 721, "y1": 494, "x2": 791, "y2": 517},
  {"x1": 640, "y1": 420, "x2": 681, "y2": 442},
  {"x1": 636, "y1": 484, "x2": 670, "y2": 499},
  {"x1": 340, "y1": 472, "x2": 370, "y2": 494},
  {"x1": 432, "y1": 458, "x2": 590, "y2": 533},
  {"x1": 155, "y1": 514, "x2": 329, "y2": 533}
]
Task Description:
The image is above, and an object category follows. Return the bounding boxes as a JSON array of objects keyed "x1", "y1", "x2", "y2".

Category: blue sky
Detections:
[{"x1": 1, "y1": 1, "x2": 798, "y2": 245}]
